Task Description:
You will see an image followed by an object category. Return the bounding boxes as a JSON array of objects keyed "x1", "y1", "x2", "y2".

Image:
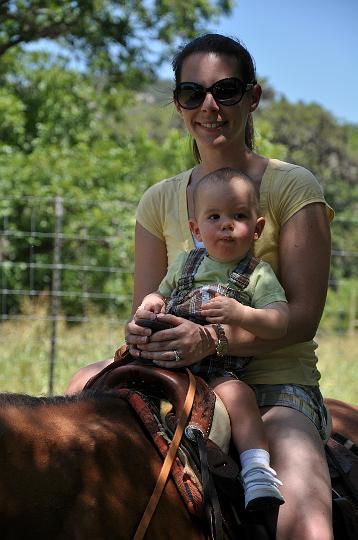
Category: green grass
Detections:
[
  {"x1": 315, "y1": 334, "x2": 358, "y2": 404},
  {"x1": 0, "y1": 315, "x2": 357, "y2": 405},
  {"x1": 0, "y1": 314, "x2": 124, "y2": 395}
]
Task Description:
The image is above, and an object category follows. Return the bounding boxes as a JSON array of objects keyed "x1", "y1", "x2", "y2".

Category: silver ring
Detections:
[{"x1": 174, "y1": 350, "x2": 181, "y2": 362}]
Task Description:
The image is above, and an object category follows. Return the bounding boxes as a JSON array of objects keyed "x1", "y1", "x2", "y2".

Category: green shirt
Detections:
[{"x1": 159, "y1": 252, "x2": 287, "y2": 309}]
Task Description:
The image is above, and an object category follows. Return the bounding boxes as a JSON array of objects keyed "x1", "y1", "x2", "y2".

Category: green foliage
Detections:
[
  {"x1": 0, "y1": 51, "x2": 194, "y2": 318},
  {"x1": 0, "y1": 0, "x2": 232, "y2": 82},
  {"x1": 320, "y1": 278, "x2": 358, "y2": 335},
  {"x1": 254, "y1": 118, "x2": 287, "y2": 160}
]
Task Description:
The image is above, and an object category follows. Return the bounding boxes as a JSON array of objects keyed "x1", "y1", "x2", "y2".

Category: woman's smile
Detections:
[{"x1": 197, "y1": 120, "x2": 227, "y2": 130}]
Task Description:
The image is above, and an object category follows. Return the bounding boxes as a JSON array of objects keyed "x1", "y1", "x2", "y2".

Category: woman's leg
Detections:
[
  {"x1": 261, "y1": 406, "x2": 333, "y2": 540},
  {"x1": 65, "y1": 359, "x2": 113, "y2": 395}
]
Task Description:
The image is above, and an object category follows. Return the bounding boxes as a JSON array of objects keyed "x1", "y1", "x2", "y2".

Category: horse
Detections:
[
  {"x1": 324, "y1": 397, "x2": 358, "y2": 446},
  {"x1": 0, "y1": 391, "x2": 205, "y2": 540},
  {"x1": 0, "y1": 384, "x2": 356, "y2": 539}
]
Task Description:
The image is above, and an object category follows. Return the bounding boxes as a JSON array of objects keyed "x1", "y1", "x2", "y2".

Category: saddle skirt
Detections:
[{"x1": 84, "y1": 346, "x2": 236, "y2": 517}]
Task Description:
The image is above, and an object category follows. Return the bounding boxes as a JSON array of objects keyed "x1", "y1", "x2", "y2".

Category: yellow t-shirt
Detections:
[{"x1": 136, "y1": 159, "x2": 334, "y2": 385}]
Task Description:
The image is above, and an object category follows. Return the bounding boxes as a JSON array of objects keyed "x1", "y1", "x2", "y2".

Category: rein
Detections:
[{"x1": 133, "y1": 368, "x2": 197, "y2": 540}]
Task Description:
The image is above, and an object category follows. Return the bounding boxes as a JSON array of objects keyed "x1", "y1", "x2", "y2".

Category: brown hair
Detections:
[
  {"x1": 193, "y1": 167, "x2": 260, "y2": 215},
  {"x1": 172, "y1": 34, "x2": 257, "y2": 162}
]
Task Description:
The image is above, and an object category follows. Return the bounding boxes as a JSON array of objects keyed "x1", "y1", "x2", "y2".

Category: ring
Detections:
[{"x1": 174, "y1": 350, "x2": 182, "y2": 362}]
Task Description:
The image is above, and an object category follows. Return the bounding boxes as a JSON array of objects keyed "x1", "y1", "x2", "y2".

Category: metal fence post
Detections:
[{"x1": 49, "y1": 197, "x2": 63, "y2": 395}]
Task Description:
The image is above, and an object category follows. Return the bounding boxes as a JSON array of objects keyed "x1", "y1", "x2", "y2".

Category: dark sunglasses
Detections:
[{"x1": 173, "y1": 77, "x2": 255, "y2": 110}]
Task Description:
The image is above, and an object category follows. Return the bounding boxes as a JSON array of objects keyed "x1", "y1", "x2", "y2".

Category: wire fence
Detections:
[
  {"x1": 0, "y1": 196, "x2": 357, "y2": 395},
  {"x1": 0, "y1": 195, "x2": 136, "y2": 394}
]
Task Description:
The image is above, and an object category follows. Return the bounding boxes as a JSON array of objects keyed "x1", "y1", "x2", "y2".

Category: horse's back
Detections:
[
  {"x1": 325, "y1": 397, "x2": 358, "y2": 445},
  {"x1": 0, "y1": 391, "x2": 204, "y2": 540}
]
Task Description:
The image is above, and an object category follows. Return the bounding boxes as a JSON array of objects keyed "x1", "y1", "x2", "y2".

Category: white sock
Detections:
[{"x1": 240, "y1": 448, "x2": 270, "y2": 469}]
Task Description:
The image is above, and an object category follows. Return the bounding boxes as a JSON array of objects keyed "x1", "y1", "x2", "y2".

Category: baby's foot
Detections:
[{"x1": 240, "y1": 462, "x2": 285, "y2": 511}]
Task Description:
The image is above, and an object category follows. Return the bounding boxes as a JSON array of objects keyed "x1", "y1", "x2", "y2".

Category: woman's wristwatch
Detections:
[{"x1": 213, "y1": 323, "x2": 229, "y2": 357}]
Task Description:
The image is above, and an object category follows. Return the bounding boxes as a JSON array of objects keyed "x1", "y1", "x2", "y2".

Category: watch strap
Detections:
[{"x1": 214, "y1": 323, "x2": 229, "y2": 357}]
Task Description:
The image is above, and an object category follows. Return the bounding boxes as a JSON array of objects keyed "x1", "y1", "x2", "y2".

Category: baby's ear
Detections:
[
  {"x1": 189, "y1": 219, "x2": 202, "y2": 242},
  {"x1": 254, "y1": 216, "x2": 265, "y2": 240}
]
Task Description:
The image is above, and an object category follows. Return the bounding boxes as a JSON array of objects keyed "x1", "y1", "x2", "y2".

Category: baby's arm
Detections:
[{"x1": 201, "y1": 296, "x2": 289, "y2": 339}]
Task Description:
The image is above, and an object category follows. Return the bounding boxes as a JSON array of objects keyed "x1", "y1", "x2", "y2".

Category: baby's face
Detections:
[{"x1": 192, "y1": 178, "x2": 261, "y2": 263}]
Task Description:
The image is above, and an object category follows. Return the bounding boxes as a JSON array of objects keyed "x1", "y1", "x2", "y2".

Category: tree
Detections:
[
  {"x1": 0, "y1": 50, "x2": 194, "y2": 318},
  {"x1": 258, "y1": 97, "x2": 358, "y2": 282},
  {"x1": 0, "y1": 0, "x2": 232, "y2": 82}
]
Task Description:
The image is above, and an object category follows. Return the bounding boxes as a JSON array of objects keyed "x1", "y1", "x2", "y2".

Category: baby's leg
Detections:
[
  {"x1": 212, "y1": 377, "x2": 268, "y2": 453},
  {"x1": 211, "y1": 377, "x2": 284, "y2": 511}
]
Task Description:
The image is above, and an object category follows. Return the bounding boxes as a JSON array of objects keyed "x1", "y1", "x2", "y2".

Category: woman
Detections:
[{"x1": 68, "y1": 34, "x2": 334, "y2": 539}]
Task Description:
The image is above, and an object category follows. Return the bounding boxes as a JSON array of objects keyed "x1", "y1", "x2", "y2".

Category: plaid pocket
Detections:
[{"x1": 250, "y1": 383, "x2": 329, "y2": 441}]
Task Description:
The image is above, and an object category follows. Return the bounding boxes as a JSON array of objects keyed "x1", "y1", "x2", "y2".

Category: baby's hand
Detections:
[
  {"x1": 201, "y1": 295, "x2": 245, "y2": 324},
  {"x1": 135, "y1": 293, "x2": 165, "y2": 319}
]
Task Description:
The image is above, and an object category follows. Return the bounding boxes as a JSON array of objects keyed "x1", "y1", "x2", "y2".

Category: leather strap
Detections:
[
  {"x1": 326, "y1": 442, "x2": 358, "y2": 502},
  {"x1": 195, "y1": 430, "x2": 223, "y2": 540},
  {"x1": 133, "y1": 369, "x2": 197, "y2": 540}
]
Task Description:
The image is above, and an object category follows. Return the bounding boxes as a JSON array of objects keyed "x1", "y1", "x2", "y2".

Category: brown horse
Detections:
[
  {"x1": 325, "y1": 397, "x2": 358, "y2": 446},
  {"x1": 0, "y1": 391, "x2": 205, "y2": 540},
  {"x1": 0, "y1": 390, "x2": 356, "y2": 539}
]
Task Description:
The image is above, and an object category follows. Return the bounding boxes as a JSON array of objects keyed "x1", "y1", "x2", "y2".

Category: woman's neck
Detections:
[{"x1": 192, "y1": 146, "x2": 268, "y2": 186}]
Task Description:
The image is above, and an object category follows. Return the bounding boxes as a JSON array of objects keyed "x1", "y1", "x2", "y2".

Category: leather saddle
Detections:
[
  {"x1": 84, "y1": 346, "x2": 358, "y2": 540},
  {"x1": 84, "y1": 347, "x2": 249, "y2": 539}
]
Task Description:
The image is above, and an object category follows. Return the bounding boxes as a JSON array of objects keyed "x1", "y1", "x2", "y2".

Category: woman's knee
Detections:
[
  {"x1": 262, "y1": 407, "x2": 333, "y2": 540},
  {"x1": 65, "y1": 359, "x2": 113, "y2": 395}
]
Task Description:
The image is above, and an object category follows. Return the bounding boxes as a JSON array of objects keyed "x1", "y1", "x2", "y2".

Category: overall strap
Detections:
[
  {"x1": 228, "y1": 253, "x2": 260, "y2": 291},
  {"x1": 165, "y1": 248, "x2": 206, "y2": 313},
  {"x1": 176, "y1": 248, "x2": 206, "y2": 293}
]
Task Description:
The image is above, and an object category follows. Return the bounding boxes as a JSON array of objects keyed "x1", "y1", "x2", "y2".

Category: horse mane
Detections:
[{"x1": 0, "y1": 389, "x2": 119, "y2": 408}]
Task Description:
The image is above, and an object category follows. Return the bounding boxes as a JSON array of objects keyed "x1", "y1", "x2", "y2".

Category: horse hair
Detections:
[{"x1": 0, "y1": 389, "x2": 120, "y2": 408}]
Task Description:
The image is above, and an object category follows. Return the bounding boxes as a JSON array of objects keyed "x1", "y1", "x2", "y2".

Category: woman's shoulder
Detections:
[
  {"x1": 140, "y1": 169, "x2": 192, "y2": 200},
  {"x1": 264, "y1": 159, "x2": 333, "y2": 223},
  {"x1": 267, "y1": 159, "x2": 318, "y2": 184},
  {"x1": 265, "y1": 158, "x2": 325, "y2": 200},
  {"x1": 135, "y1": 168, "x2": 193, "y2": 237}
]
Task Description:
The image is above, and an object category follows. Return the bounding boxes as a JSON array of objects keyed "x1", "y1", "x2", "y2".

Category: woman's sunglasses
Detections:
[{"x1": 173, "y1": 77, "x2": 255, "y2": 110}]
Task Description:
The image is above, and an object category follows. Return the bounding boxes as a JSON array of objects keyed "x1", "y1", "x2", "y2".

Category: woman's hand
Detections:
[
  {"x1": 129, "y1": 313, "x2": 216, "y2": 369},
  {"x1": 124, "y1": 303, "x2": 156, "y2": 348},
  {"x1": 126, "y1": 294, "x2": 167, "y2": 351}
]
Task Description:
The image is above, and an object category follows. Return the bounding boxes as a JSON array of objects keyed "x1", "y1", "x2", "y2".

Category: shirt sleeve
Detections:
[
  {"x1": 272, "y1": 165, "x2": 334, "y2": 225},
  {"x1": 135, "y1": 182, "x2": 165, "y2": 240},
  {"x1": 158, "y1": 252, "x2": 188, "y2": 298},
  {"x1": 250, "y1": 262, "x2": 287, "y2": 308}
]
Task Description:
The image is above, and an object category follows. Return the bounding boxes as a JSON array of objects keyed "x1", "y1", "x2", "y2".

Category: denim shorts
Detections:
[{"x1": 249, "y1": 383, "x2": 330, "y2": 442}]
